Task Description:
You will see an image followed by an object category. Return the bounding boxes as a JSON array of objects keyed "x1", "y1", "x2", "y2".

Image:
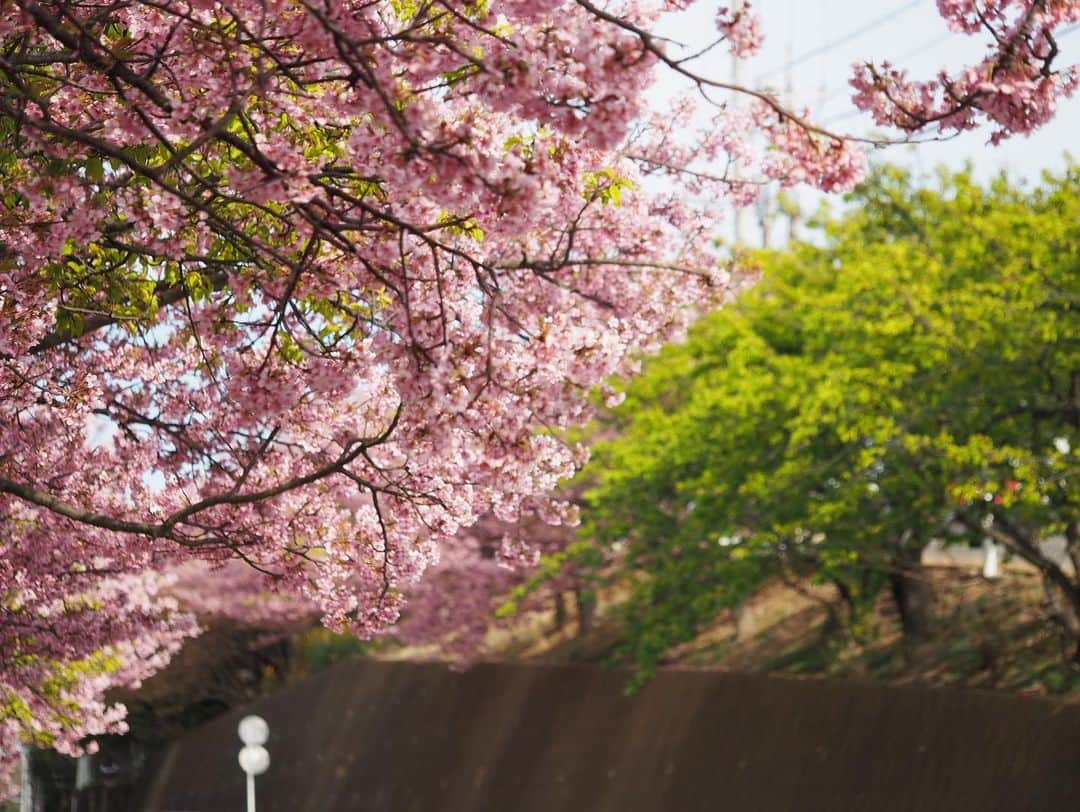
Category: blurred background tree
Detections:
[{"x1": 582, "y1": 165, "x2": 1080, "y2": 687}]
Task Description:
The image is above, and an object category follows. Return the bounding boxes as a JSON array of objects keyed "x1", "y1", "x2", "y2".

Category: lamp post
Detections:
[{"x1": 237, "y1": 715, "x2": 270, "y2": 812}]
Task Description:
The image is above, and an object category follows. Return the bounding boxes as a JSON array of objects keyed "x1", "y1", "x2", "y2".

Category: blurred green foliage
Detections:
[
  {"x1": 581, "y1": 164, "x2": 1080, "y2": 689},
  {"x1": 301, "y1": 628, "x2": 370, "y2": 673}
]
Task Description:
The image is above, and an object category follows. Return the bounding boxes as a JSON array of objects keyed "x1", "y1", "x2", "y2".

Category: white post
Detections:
[
  {"x1": 246, "y1": 772, "x2": 256, "y2": 812},
  {"x1": 982, "y1": 537, "x2": 1001, "y2": 579},
  {"x1": 19, "y1": 744, "x2": 32, "y2": 812}
]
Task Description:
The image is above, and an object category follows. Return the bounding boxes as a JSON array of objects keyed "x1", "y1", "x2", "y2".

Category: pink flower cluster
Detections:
[
  {"x1": 0, "y1": 568, "x2": 197, "y2": 796},
  {"x1": 755, "y1": 104, "x2": 869, "y2": 193},
  {"x1": 390, "y1": 507, "x2": 579, "y2": 662},
  {"x1": 716, "y1": 3, "x2": 764, "y2": 58},
  {"x1": 851, "y1": 0, "x2": 1079, "y2": 143}
]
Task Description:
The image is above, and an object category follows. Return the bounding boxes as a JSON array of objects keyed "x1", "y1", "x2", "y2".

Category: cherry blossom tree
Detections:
[
  {"x1": 390, "y1": 505, "x2": 581, "y2": 661},
  {"x1": 0, "y1": 0, "x2": 1075, "y2": 791}
]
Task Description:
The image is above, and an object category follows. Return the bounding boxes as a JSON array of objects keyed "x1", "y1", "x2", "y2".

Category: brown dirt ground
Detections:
[{"x1": 481, "y1": 566, "x2": 1080, "y2": 699}]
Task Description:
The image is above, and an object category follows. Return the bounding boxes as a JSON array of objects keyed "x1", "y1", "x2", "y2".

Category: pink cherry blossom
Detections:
[
  {"x1": 716, "y1": 4, "x2": 764, "y2": 58},
  {"x1": 851, "y1": 0, "x2": 1079, "y2": 143}
]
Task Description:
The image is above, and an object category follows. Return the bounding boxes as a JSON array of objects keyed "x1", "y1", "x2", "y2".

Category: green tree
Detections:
[{"x1": 584, "y1": 165, "x2": 1080, "y2": 685}]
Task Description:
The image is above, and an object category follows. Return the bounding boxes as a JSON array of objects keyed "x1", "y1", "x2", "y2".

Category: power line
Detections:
[
  {"x1": 816, "y1": 29, "x2": 954, "y2": 124},
  {"x1": 889, "y1": 30, "x2": 954, "y2": 67},
  {"x1": 820, "y1": 106, "x2": 864, "y2": 127},
  {"x1": 757, "y1": 0, "x2": 923, "y2": 83}
]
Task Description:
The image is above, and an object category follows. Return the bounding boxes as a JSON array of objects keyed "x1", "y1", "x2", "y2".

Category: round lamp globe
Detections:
[
  {"x1": 238, "y1": 715, "x2": 270, "y2": 746},
  {"x1": 238, "y1": 744, "x2": 270, "y2": 776}
]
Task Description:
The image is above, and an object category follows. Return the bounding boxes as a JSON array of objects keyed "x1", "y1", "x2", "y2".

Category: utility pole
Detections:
[
  {"x1": 731, "y1": 0, "x2": 749, "y2": 247},
  {"x1": 785, "y1": 41, "x2": 802, "y2": 244}
]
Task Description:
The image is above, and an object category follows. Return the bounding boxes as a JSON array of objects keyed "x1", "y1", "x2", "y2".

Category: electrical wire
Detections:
[{"x1": 756, "y1": 0, "x2": 923, "y2": 82}]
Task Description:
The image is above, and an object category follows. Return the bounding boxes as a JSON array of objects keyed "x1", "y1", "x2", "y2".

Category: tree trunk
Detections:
[
  {"x1": 889, "y1": 558, "x2": 933, "y2": 641},
  {"x1": 1066, "y1": 522, "x2": 1080, "y2": 590},
  {"x1": 1041, "y1": 574, "x2": 1080, "y2": 665},
  {"x1": 968, "y1": 514, "x2": 1080, "y2": 663},
  {"x1": 832, "y1": 579, "x2": 857, "y2": 625},
  {"x1": 1064, "y1": 522, "x2": 1080, "y2": 664},
  {"x1": 573, "y1": 587, "x2": 596, "y2": 639},
  {"x1": 552, "y1": 591, "x2": 567, "y2": 634}
]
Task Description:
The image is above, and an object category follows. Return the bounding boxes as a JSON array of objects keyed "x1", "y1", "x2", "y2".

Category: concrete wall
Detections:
[{"x1": 141, "y1": 660, "x2": 1080, "y2": 812}]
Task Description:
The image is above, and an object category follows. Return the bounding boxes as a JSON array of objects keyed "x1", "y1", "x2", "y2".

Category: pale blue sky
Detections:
[{"x1": 655, "y1": 0, "x2": 1079, "y2": 182}]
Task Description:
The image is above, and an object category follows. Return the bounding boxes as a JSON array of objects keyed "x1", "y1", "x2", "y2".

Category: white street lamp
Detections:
[{"x1": 238, "y1": 715, "x2": 270, "y2": 812}]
